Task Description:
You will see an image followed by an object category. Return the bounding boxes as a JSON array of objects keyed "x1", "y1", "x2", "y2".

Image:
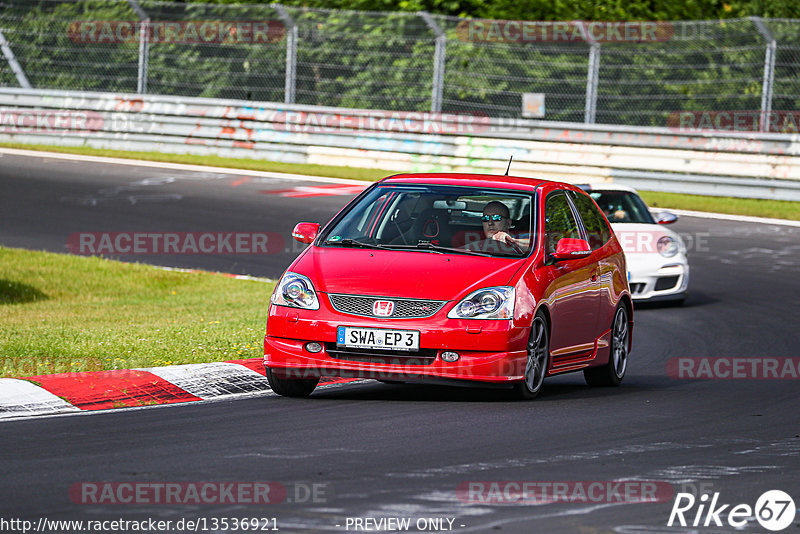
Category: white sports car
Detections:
[{"x1": 580, "y1": 184, "x2": 689, "y2": 303}]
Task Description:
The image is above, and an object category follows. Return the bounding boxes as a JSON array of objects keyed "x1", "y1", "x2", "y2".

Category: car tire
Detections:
[
  {"x1": 584, "y1": 304, "x2": 630, "y2": 387},
  {"x1": 511, "y1": 310, "x2": 549, "y2": 400},
  {"x1": 265, "y1": 367, "x2": 319, "y2": 397}
]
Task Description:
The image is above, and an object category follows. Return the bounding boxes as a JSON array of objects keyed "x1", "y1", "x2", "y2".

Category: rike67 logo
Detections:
[{"x1": 668, "y1": 490, "x2": 796, "y2": 531}]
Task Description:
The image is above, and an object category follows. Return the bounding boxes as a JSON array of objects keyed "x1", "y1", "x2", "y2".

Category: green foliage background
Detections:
[
  {"x1": 1, "y1": 0, "x2": 798, "y2": 127},
  {"x1": 189, "y1": 0, "x2": 800, "y2": 20}
]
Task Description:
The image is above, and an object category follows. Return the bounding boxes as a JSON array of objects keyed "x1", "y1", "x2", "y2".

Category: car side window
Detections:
[
  {"x1": 544, "y1": 192, "x2": 581, "y2": 256},
  {"x1": 570, "y1": 191, "x2": 613, "y2": 251}
]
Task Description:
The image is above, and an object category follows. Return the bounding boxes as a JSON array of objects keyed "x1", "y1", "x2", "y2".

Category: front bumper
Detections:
[
  {"x1": 626, "y1": 254, "x2": 689, "y2": 301},
  {"x1": 264, "y1": 298, "x2": 529, "y2": 384}
]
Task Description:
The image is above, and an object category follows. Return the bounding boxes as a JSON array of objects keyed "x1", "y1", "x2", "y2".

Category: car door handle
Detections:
[{"x1": 591, "y1": 269, "x2": 599, "y2": 282}]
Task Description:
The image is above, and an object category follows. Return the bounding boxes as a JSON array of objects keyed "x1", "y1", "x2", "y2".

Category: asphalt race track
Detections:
[{"x1": 1, "y1": 151, "x2": 799, "y2": 533}]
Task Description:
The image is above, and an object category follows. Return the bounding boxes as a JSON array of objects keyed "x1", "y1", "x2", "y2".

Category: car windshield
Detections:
[
  {"x1": 589, "y1": 190, "x2": 655, "y2": 224},
  {"x1": 321, "y1": 184, "x2": 535, "y2": 257}
]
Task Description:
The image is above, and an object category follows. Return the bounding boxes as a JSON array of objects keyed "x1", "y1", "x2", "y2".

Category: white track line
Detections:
[
  {"x1": 153, "y1": 265, "x2": 274, "y2": 282},
  {"x1": 0, "y1": 147, "x2": 369, "y2": 185},
  {"x1": 662, "y1": 208, "x2": 800, "y2": 227}
]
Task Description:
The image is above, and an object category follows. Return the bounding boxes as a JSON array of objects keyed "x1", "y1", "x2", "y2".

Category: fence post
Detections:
[
  {"x1": 418, "y1": 11, "x2": 445, "y2": 113},
  {"x1": 751, "y1": 17, "x2": 776, "y2": 133},
  {"x1": 585, "y1": 44, "x2": 601, "y2": 123},
  {"x1": 0, "y1": 29, "x2": 31, "y2": 88},
  {"x1": 127, "y1": 0, "x2": 149, "y2": 94},
  {"x1": 274, "y1": 4, "x2": 297, "y2": 104},
  {"x1": 576, "y1": 22, "x2": 599, "y2": 124}
]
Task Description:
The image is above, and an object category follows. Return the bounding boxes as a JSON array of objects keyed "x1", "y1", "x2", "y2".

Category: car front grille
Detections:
[
  {"x1": 328, "y1": 294, "x2": 446, "y2": 318},
  {"x1": 655, "y1": 276, "x2": 679, "y2": 291},
  {"x1": 630, "y1": 283, "x2": 646, "y2": 295},
  {"x1": 324, "y1": 344, "x2": 437, "y2": 365}
]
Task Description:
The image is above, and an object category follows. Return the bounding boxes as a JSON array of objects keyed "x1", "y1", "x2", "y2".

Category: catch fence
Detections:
[{"x1": 1, "y1": 1, "x2": 799, "y2": 131}]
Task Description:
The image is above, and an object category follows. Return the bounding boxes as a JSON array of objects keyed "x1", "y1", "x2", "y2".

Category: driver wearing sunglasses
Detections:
[{"x1": 471, "y1": 201, "x2": 530, "y2": 253}]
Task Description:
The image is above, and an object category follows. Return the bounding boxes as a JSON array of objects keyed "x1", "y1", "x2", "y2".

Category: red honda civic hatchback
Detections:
[{"x1": 264, "y1": 174, "x2": 633, "y2": 399}]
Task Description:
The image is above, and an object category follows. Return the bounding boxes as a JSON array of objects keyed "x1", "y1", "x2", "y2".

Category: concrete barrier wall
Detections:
[{"x1": 1, "y1": 88, "x2": 799, "y2": 200}]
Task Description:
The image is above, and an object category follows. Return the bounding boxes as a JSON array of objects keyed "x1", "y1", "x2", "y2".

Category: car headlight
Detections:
[
  {"x1": 657, "y1": 236, "x2": 679, "y2": 258},
  {"x1": 447, "y1": 287, "x2": 515, "y2": 320},
  {"x1": 271, "y1": 272, "x2": 320, "y2": 310}
]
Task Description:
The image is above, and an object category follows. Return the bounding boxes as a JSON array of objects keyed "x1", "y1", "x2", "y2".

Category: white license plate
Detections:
[{"x1": 336, "y1": 326, "x2": 419, "y2": 351}]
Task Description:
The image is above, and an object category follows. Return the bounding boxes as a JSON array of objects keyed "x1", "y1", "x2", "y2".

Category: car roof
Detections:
[
  {"x1": 379, "y1": 173, "x2": 578, "y2": 192},
  {"x1": 578, "y1": 182, "x2": 640, "y2": 194}
]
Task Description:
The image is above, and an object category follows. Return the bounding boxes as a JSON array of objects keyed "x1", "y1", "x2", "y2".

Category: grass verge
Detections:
[
  {"x1": 1, "y1": 142, "x2": 797, "y2": 220},
  {"x1": 639, "y1": 190, "x2": 800, "y2": 221},
  {"x1": 0, "y1": 247, "x2": 274, "y2": 378}
]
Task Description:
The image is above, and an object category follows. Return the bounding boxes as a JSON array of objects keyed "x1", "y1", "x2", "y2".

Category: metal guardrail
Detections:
[{"x1": 1, "y1": 88, "x2": 799, "y2": 201}]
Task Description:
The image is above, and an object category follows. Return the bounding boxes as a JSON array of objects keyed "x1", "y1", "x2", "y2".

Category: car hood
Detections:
[
  {"x1": 610, "y1": 222, "x2": 685, "y2": 256},
  {"x1": 293, "y1": 247, "x2": 525, "y2": 301}
]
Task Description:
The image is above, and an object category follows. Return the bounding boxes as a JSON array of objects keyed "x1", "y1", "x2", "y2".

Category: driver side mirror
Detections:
[
  {"x1": 551, "y1": 238, "x2": 592, "y2": 260},
  {"x1": 292, "y1": 222, "x2": 320, "y2": 244},
  {"x1": 654, "y1": 211, "x2": 678, "y2": 225}
]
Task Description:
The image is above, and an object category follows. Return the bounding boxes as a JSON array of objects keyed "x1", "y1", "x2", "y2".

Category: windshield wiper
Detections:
[
  {"x1": 333, "y1": 238, "x2": 390, "y2": 250},
  {"x1": 334, "y1": 240, "x2": 495, "y2": 257},
  {"x1": 386, "y1": 243, "x2": 492, "y2": 257}
]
